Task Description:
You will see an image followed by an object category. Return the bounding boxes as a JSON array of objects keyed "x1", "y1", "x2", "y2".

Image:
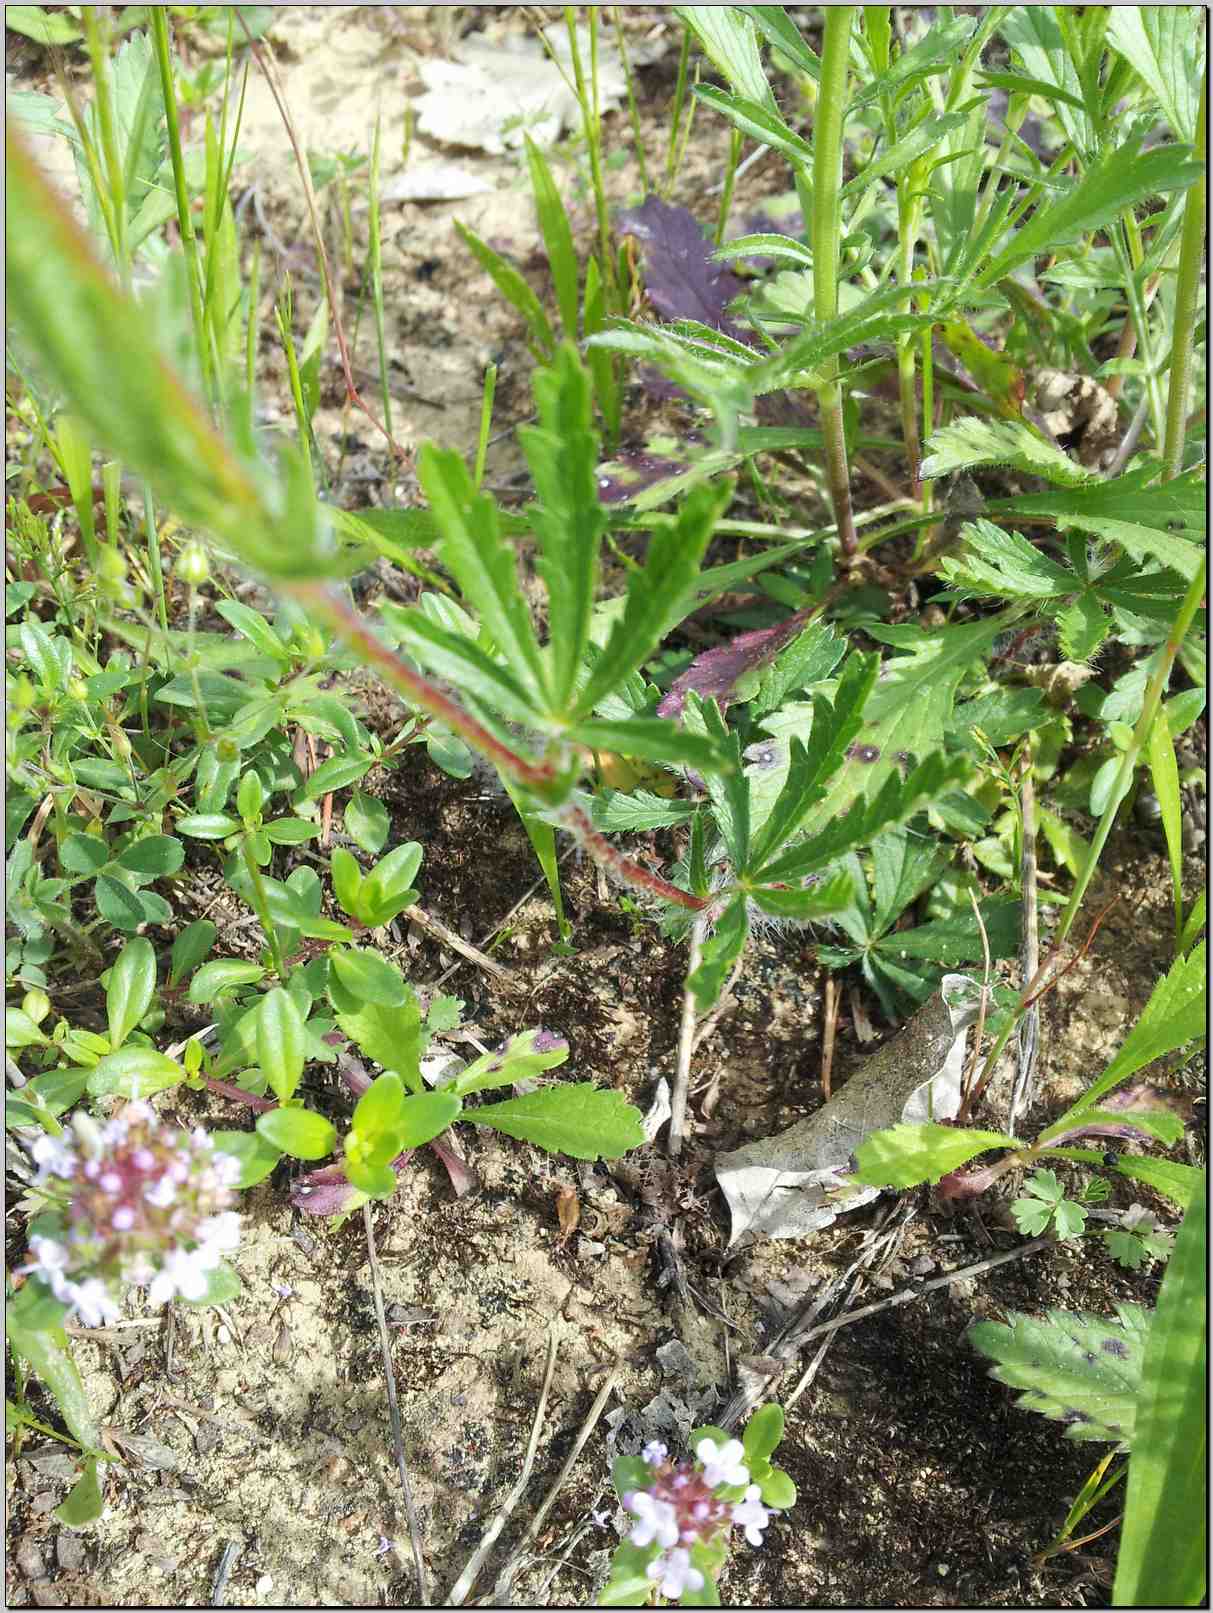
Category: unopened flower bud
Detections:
[{"x1": 175, "y1": 541, "x2": 210, "y2": 586}]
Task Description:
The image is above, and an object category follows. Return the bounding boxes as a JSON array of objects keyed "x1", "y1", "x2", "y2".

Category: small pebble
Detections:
[{"x1": 255, "y1": 1574, "x2": 274, "y2": 1596}]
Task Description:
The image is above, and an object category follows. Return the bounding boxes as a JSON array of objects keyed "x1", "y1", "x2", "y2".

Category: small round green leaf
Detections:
[
  {"x1": 330, "y1": 947, "x2": 409, "y2": 1007},
  {"x1": 395, "y1": 1089, "x2": 461, "y2": 1149},
  {"x1": 256, "y1": 1104, "x2": 337, "y2": 1160},
  {"x1": 344, "y1": 791, "x2": 389, "y2": 854},
  {"x1": 115, "y1": 835, "x2": 185, "y2": 877},
  {"x1": 86, "y1": 1046, "x2": 184, "y2": 1098},
  {"x1": 351, "y1": 1072, "x2": 406, "y2": 1142}
]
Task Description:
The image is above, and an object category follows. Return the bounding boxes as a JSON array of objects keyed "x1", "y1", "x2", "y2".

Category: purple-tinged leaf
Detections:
[
  {"x1": 597, "y1": 445, "x2": 699, "y2": 504},
  {"x1": 732, "y1": 205, "x2": 805, "y2": 271},
  {"x1": 656, "y1": 609, "x2": 812, "y2": 717},
  {"x1": 616, "y1": 197, "x2": 746, "y2": 337}
]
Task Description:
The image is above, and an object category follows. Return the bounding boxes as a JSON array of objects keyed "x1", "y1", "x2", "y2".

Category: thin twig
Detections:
[
  {"x1": 1009, "y1": 754, "x2": 1040, "y2": 1136},
  {"x1": 445, "y1": 1330, "x2": 559, "y2": 1607},
  {"x1": 407, "y1": 905, "x2": 522, "y2": 992},
  {"x1": 793, "y1": 1235, "x2": 1054, "y2": 1350},
  {"x1": 959, "y1": 887, "x2": 992, "y2": 1108},
  {"x1": 363, "y1": 1202, "x2": 428, "y2": 1606},
  {"x1": 241, "y1": 28, "x2": 410, "y2": 464},
  {"x1": 820, "y1": 975, "x2": 839, "y2": 1101},
  {"x1": 668, "y1": 915, "x2": 707, "y2": 1158},
  {"x1": 490, "y1": 1369, "x2": 619, "y2": 1605}
]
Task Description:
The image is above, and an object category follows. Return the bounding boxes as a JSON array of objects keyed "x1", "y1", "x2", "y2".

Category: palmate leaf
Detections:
[
  {"x1": 793, "y1": 617, "x2": 1003, "y2": 840},
  {"x1": 996, "y1": 472, "x2": 1206, "y2": 583},
  {"x1": 519, "y1": 348, "x2": 606, "y2": 711},
  {"x1": 416, "y1": 442, "x2": 549, "y2": 709},
  {"x1": 747, "y1": 653, "x2": 877, "y2": 872},
  {"x1": 969, "y1": 1303, "x2": 1150, "y2": 1448}
]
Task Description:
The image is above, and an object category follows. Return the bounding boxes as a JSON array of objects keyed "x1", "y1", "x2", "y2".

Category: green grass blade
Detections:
[
  {"x1": 525, "y1": 135, "x2": 579, "y2": 340},
  {"x1": 455, "y1": 219, "x2": 555, "y2": 357},
  {"x1": 1113, "y1": 1174, "x2": 1207, "y2": 1607},
  {"x1": 1145, "y1": 707, "x2": 1186, "y2": 951}
]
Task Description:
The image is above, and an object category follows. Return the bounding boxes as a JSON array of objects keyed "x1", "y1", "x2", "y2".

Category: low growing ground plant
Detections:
[{"x1": 4, "y1": 4, "x2": 1206, "y2": 1602}]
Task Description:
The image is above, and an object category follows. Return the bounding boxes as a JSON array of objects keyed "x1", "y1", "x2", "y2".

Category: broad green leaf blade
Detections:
[
  {"x1": 105, "y1": 936, "x2": 156, "y2": 1052},
  {"x1": 976, "y1": 137, "x2": 1203, "y2": 288},
  {"x1": 852, "y1": 1122, "x2": 1016, "y2": 1189},
  {"x1": 257, "y1": 986, "x2": 306, "y2": 1102},
  {"x1": 351, "y1": 1072, "x2": 406, "y2": 1142},
  {"x1": 256, "y1": 1105, "x2": 338, "y2": 1161},
  {"x1": 169, "y1": 918, "x2": 216, "y2": 988},
  {"x1": 969, "y1": 1303, "x2": 1149, "y2": 1447},
  {"x1": 394, "y1": 1088, "x2": 461, "y2": 1148},
  {"x1": 335, "y1": 988, "x2": 425, "y2": 1090},
  {"x1": 747, "y1": 868, "x2": 854, "y2": 921},
  {"x1": 472, "y1": 1083, "x2": 645, "y2": 1160},
  {"x1": 677, "y1": 5, "x2": 777, "y2": 108},
  {"x1": 874, "y1": 896, "x2": 1021, "y2": 967},
  {"x1": 416, "y1": 441, "x2": 549, "y2": 707},
  {"x1": 209, "y1": 1128, "x2": 282, "y2": 1188},
  {"x1": 1044, "y1": 944, "x2": 1207, "y2": 1138},
  {"x1": 7, "y1": 1322, "x2": 100, "y2": 1451},
  {"x1": 362, "y1": 842, "x2": 424, "y2": 914},
  {"x1": 86, "y1": 1046, "x2": 184, "y2": 1099},
  {"x1": 187, "y1": 959, "x2": 266, "y2": 1002},
  {"x1": 575, "y1": 482, "x2": 730, "y2": 717},
  {"x1": 1105, "y1": 6, "x2": 1201, "y2": 142},
  {"x1": 920, "y1": 417, "x2": 1092, "y2": 488},
  {"x1": 1113, "y1": 1174, "x2": 1207, "y2": 1607},
  {"x1": 519, "y1": 346, "x2": 605, "y2": 710},
  {"x1": 329, "y1": 947, "x2": 410, "y2": 1009}
]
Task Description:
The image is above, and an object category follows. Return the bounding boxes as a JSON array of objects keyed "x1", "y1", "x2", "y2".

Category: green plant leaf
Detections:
[
  {"x1": 975, "y1": 136, "x2": 1203, "y2": 288},
  {"x1": 187, "y1": 959, "x2": 265, "y2": 1002},
  {"x1": 293, "y1": 753, "x2": 373, "y2": 802},
  {"x1": 678, "y1": 5, "x2": 778, "y2": 107},
  {"x1": 921, "y1": 417, "x2": 1092, "y2": 488},
  {"x1": 344, "y1": 791, "x2": 389, "y2": 855},
  {"x1": 175, "y1": 813, "x2": 242, "y2": 840},
  {"x1": 257, "y1": 986, "x2": 306, "y2": 1102},
  {"x1": 693, "y1": 85, "x2": 811, "y2": 166},
  {"x1": 852, "y1": 1122, "x2": 1016, "y2": 1188},
  {"x1": 256, "y1": 1105, "x2": 337, "y2": 1161},
  {"x1": 568, "y1": 717, "x2": 731, "y2": 775},
  {"x1": 5, "y1": 5, "x2": 85, "y2": 43},
  {"x1": 86, "y1": 1046, "x2": 184, "y2": 1099},
  {"x1": 742, "y1": 1403, "x2": 784, "y2": 1465},
  {"x1": 263, "y1": 818, "x2": 320, "y2": 846},
  {"x1": 351, "y1": 1071, "x2": 406, "y2": 1142},
  {"x1": 105, "y1": 936, "x2": 156, "y2": 1051},
  {"x1": 7, "y1": 1320, "x2": 100, "y2": 1451},
  {"x1": 524, "y1": 137, "x2": 579, "y2": 340},
  {"x1": 169, "y1": 918, "x2": 216, "y2": 988},
  {"x1": 59, "y1": 833, "x2": 111, "y2": 875},
  {"x1": 208, "y1": 1128, "x2": 282, "y2": 1188},
  {"x1": 451, "y1": 1029, "x2": 570, "y2": 1096},
  {"x1": 520, "y1": 347, "x2": 607, "y2": 711},
  {"x1": 6, "y1": 1008, "x2": 49, "y2": 1049},
  {"x1": 1113, "y1": 1174, "x2": 1207, "y2": 1606},
  {"x1": 574, "y1": 481, "x2": 730, "y2": 715},
  {"x1": 1105, "y1": 5, "x2": 1201, "y2": 143},
  {"x1": 1114, "y1": 1155, "x2": 1202, "y2": 1212},
  {"x1": 759, "y1": 1466, "x2": 796, "y2": 1510},
  {"x1": 329, "y1": 947, "x2": 410, "y2": 1008},
  {"x1": 336, "y1": 990, "x2": 424, "y2": 1089},
  {"x1": 969, "y1": 1302, "x2": 1149, "y2": 1447},
  {"x1": 473, "y1": 1083, "x2": 645, "y2": 1160},
  {"x1": 747, "y1": 869, "x2": 854, "y2": 922},
  {"x1": 362, "y1": 842, "x2": 423, "y2": 916},
  {"x1": 214, "y1": 599, "x2": 290, "y2": 662},
  {"x1": 394, "y1": 1088, "x2": 461, "y2": 1149},
  {"x1": 454, "y1": 219, "x2": 555, "y2": 355},
  {"x1": 93, "y1": 873, "x2": 148, "y2": 933},
  {"x1": 54, "y1": 1456, "x2": 103, "y2": 1528}
]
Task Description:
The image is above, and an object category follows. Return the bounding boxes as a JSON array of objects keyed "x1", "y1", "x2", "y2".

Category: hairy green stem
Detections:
[
  {"x1": 1163, "y1": 65, "x2": 1207, "y2": 479},
  {"x1": 812, "y1": 6, "x2": 858, "y2": 561}
]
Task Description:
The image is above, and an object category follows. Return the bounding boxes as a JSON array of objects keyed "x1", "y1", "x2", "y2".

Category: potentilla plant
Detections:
[
  {"x1": 600, "y1": 1405, "x2": 795, "y2": 1605},
  {"x1": 17, "y1": 1099, "x2": 242, "y2": 1325}
]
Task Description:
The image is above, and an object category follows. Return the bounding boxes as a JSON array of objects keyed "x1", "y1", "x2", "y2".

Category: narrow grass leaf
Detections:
[
  {"x1": 524, "y1": 137, "x2": 579, "y2": 339},
  {"x1": 454, "y1": 220, "x2": 555, "y2": 355}
]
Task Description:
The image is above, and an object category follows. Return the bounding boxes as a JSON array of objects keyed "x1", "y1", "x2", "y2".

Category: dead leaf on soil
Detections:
[
  {"x1": 716, "y1": 975, "x2": 984, "y2": 1245},
  {"x1": 414, "y1": 29, "x2": 632, "y2": 154}
]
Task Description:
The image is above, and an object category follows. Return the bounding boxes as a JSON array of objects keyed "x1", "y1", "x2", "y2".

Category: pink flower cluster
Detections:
[
  {"x1": 19, "y1": 1101, "x2": 241, "y2": 1326},
  {"x1": 621, "y1": 1437, "x2": 776, "y2": 1600}
]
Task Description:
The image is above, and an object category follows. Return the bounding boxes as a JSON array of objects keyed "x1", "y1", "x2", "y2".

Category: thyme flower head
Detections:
[{"x1": 20, "y1": 1101, "x2": 241, "y2": 1325}]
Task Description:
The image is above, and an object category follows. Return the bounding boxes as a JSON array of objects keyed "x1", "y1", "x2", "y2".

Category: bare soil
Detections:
[{"x1": 5, "y1": 8, "x2": 1206, "y2": 1610}]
